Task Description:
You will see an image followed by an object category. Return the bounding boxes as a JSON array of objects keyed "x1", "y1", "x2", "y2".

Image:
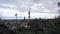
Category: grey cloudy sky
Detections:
[{"x1": 0, "y1": 0, "x2": 60, "y2": 19}]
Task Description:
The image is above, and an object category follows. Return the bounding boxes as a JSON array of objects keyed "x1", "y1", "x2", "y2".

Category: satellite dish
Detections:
[{"x1": 15, "y1": 14, "x2": 17, "y2": 16}]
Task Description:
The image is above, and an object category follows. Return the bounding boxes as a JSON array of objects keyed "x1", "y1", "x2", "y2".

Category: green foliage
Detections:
[
  {"x1": 18, "y1": 26, "x2": 28, "y2": 32},
  {"x1": 0, "y1": 17, "x2": 60, "y2": 34},
  {"x1": 44, "y1": 17, "x2": 60, "y2": 34}
]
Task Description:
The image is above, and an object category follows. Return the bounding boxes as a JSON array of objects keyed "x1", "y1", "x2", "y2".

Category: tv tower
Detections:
[
  {"x1": 27, "y1": 7, "x2": 31, "y2": 26},
  {"x1": 28, "y1": 7, "x2": 30, "y2": 20}
]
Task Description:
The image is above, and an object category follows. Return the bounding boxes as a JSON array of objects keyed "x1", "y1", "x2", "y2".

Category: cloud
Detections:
[
  {"x1": 30, "y1": 0, "x2": 41, "y2": 3},
  {"x1": 0, "y1": 0, "x2": 59, "y2": 19},
  {"x1": 0, "y1": 3, "x2": 17, "y2": 9}
]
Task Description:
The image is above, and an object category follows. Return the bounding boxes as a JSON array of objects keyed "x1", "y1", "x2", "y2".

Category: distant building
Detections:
[
  {"x1": 0, "y1": 18, "x2": 53, "y2": 30},
  {"x1": 2, "y1": 19, "x2": 31, "y2": 30}
]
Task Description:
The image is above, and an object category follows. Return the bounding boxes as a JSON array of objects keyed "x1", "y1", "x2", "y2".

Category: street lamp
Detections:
[{"x1": 15, "y1": 14, "x2": 18, "y2": 34}]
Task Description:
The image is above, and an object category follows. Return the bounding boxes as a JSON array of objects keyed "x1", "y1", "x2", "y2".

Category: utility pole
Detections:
[
  {"x1": 58, "y1": 2, "x2": 60, "y2": 16},
  {"x1": 15, "y1": 14, "x2": 18, "y2": 34}
]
